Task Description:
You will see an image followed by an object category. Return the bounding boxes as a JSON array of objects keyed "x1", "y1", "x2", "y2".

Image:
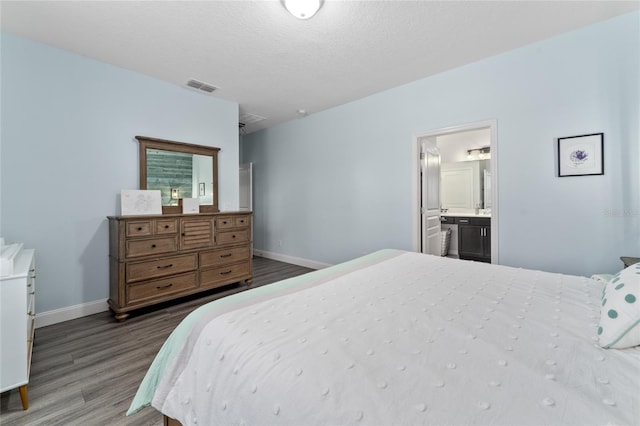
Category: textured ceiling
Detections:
[{"x1": 1, "y1": 1, "x2": 638, "y2": 133}]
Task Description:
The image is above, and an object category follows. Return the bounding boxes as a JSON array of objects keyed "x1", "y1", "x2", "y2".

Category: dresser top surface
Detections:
[{"x1": 108, "y1": 211, "x2": 252, "y2": 220}]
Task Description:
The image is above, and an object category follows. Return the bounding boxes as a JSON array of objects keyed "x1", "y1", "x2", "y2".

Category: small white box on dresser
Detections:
[{"x1": 0, "y1": 246, "x2": 36, "y2": 410}]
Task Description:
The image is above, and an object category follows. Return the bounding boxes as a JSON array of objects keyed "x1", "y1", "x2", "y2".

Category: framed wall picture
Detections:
[{"x1": 557, "y1": 133, "x2": 604, "y2": 177}]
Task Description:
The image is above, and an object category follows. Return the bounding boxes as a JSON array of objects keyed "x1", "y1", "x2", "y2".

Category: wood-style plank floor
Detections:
[{"x1": 0, "y1": 257, "x2": 314, "y2": 426}]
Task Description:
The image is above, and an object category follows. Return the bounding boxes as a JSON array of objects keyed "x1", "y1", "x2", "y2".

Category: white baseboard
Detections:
[
  {"x1": 36, "y1": 298, "x2": 109, "y2": 329},
  {"x1": 254, "y1": 250, "x2": 332, "y2": 270}
]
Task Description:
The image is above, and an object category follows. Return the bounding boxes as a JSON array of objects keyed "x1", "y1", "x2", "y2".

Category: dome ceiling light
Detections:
[{"x1": 282, "y1": 0, "x2": 323, "y2": 20}]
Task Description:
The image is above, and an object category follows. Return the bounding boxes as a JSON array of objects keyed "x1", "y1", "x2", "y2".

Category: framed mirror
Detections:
[{"x1": 136, "y1": 136, "x2": 220, "y2": 214}]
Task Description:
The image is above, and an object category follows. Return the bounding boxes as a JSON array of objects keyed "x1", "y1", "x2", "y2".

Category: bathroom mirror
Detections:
[
  {"x1": 136, "y1": 136, "x2": 220, "y2": 214},
  {"x1": 440, "y1": 159, "x2": 489, "y2": 211}
]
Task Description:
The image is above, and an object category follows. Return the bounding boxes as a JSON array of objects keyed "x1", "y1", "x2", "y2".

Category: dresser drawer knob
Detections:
[
  {"x1": 137, "y1": 227, "x2": 143, "y2": 231},
  {"x1": 220, "y1": 253, "x2": 232, "y2": 258},
  {"x1": 232, "y1": 235, "x2": 236, "y2": 239},
  {"x1": 164, "y1": 225, "x2": 170, "y2": 229},
  {"x1": 220, "y1": 270, "x2": 232, "y2": 275},
  {"x1": 151, "y1": 244, "x2": 157, "y2": 248},
  {"x1": 157, "y1": 264, "x2": 173, "y2": 269},
  {"x1": 156, "y1": 283, "x2": 173, "y2": 290}
]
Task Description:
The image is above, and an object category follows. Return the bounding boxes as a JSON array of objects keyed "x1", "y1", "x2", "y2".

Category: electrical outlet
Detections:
[{"x1": 278, "y1": 239, "x2": 283, "y2": 247}]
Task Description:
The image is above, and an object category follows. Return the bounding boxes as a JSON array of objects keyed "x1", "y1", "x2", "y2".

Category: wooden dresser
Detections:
[{"x1": 108, "y1": 212, "x2": 252, "y2": 321}]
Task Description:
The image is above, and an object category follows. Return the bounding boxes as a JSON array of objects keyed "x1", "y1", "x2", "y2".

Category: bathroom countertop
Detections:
[{"x1": 441, "y1": 212, "x2": 491, "y2": 218}]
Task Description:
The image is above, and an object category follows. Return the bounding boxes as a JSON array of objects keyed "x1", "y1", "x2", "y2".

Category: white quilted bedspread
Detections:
[{"x1": 155, "y1": 251, "x2": 639, "y2": 425}]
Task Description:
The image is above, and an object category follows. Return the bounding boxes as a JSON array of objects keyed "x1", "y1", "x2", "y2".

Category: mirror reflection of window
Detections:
[{"x1": 192, "y1": 154, "x2": 214, "y2": 206}]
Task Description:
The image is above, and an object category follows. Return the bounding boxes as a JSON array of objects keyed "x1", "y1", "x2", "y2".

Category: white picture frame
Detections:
[{"x1": 121, "y1": 190, "x2": 162, "y2": 216}]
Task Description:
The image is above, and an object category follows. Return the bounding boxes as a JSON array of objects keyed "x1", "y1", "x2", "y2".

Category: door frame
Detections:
[{"x1": 411, "y1": 119, "x2": 499, "y2": 263}]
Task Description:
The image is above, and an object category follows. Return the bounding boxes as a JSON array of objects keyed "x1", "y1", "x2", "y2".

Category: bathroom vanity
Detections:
[{"x1": 441, "y1": 214, "x2": 491, "y2": 263}]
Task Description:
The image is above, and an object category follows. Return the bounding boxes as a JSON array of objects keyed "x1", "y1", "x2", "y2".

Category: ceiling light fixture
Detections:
[
  {"x1": 467, "y1": 147, "x2": 491, "y2": 160},
  {"x1": 283, "y1": 0, "x2": 323, "y2": 20}
]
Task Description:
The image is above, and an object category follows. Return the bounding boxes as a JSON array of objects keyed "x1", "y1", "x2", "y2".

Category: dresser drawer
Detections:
[
  {"x1": 216, "y1": 216, "x2": 235, "y2": 229},
  {"x1": 126, "y1": 221, "x2": 153, "y2": 237},
  {"x1": 126, "y1": 254, "x2": 197, "y2": 283},
  {"x1": 127, "y1": 272, "x2": 197, "y2": 305},
  {"x1": 234, "y1": 216, "x2": 250, "y2": 227},
  {"x1": 200, "y1": 261, "x2": 251, "y2": 288},
  {"x1": 126, "y1": 237, "x2": 178, "y2": 258},
  {"x1": 156, "y1": 219, "x2": 178, "y2": 234},
  {"x1": 217, "y1": 229, "x2": 250, "y2": 245},
  {"x1": 200, "y1": 246, "x2": 250, "y2": 268}
]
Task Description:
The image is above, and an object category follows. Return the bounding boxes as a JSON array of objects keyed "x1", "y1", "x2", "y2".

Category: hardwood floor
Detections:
[{"x1": 0, "y1": 257, "x2": 314, "y2": 426}]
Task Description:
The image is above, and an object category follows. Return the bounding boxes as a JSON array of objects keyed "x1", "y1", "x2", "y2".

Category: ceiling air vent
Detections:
[
  {"x1": 186, "y1": 79, "x2": 217, "y2": 93},
  {"x1": 239, "y1": 112, "x2": 267, "y2": 127}
]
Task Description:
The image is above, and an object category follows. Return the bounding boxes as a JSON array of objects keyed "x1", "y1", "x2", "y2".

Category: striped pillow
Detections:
[{"x1": 598, "y1": 263, "x2": 640, "y2": 349}]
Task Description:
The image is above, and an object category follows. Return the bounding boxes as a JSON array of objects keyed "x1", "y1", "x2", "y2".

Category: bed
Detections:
[{"x1": 127, "y1": 249, "x2": 640, "y2": 425}]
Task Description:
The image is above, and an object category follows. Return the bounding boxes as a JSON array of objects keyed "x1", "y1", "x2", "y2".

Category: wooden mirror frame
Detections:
[{"x1": 136, "y1": 136, "x2": 220, "y2": 214}]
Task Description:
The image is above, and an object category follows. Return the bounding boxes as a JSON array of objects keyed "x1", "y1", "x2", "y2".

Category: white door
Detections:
[
  {"x1": 421, "y1": 139, "x2": 441, "y2": 255},
  {"x1": 239, "y1": 163, "x2": 252, "y2": 212}
]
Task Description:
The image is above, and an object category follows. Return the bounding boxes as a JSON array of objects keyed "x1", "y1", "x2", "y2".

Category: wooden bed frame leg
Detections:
[{"x1": 18, "y1": 385, "x2": 28, "y2": 410}]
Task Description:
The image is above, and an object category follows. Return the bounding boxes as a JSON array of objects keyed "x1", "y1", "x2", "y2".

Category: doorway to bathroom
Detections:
[{"x1": 412, "y1": 120, "x2": 499, "y2": 263}]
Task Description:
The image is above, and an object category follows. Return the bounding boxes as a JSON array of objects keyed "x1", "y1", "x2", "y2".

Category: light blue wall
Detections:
[
  {"x1": 242, "y1": 12, "x2": 640, "y2": 276},
  {"x1": 1, "y1": 33, "x2": 239, "y2": 313}
]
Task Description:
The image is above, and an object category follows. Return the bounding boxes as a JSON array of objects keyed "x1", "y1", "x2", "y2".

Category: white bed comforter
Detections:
[{"x1": 153, "y1": 251, "x2": 640, "y2": 425}]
